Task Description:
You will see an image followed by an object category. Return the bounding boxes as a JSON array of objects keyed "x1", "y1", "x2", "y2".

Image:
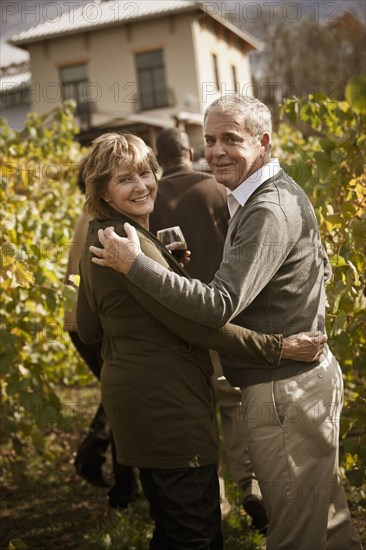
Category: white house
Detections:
[{"x1": 6, "y1": 0, "x2": 262, "y2": 148}]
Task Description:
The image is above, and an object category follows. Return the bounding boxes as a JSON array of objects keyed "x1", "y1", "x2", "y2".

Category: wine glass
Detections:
[{"x1": 156, "y1": 226, "x2": 187, "y2": 263}]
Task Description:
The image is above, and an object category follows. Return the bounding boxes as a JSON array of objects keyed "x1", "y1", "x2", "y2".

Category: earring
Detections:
[{"x1": 104, "y1": 198, "x2": 111, "y2": 203}]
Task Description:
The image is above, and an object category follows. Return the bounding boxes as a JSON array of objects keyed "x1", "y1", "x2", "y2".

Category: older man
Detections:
[{"x1": 90, "y1": 97, "x2": 361, "y2": 549}]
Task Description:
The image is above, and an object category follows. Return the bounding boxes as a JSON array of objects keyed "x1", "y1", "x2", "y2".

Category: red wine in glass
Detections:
[
  {"x1": 156, "y1": 226, "x2": 187, "y2": 263},
  {"x1": 171, "y1": 248, "x2": 186, "y2": 262}
]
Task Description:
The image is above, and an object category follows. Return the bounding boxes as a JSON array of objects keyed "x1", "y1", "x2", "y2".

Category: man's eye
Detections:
[
  {"x1": 205, "y1": 138, "x2": 214, "y2": 145},
  {"x1": 141, "y1": 170, "x2": 151, "y2": 176},
  {"x1": 225, "y1": 137, "x2": 238, "y2": 144}
]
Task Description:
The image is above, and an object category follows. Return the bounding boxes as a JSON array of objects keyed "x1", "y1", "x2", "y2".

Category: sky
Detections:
[
  {"x1": 1, "y1": 0, "x2": 365, "y2": 68},
  {"x1": 1, "y1": 0, "x2": 91, "y2": 66}
]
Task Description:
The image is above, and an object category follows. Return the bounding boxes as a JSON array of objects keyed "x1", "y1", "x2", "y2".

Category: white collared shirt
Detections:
[{"x1": 226, "y1": 158, "x2": 281, "y2": 218}]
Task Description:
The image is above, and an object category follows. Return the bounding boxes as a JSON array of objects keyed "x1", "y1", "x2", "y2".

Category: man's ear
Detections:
[
  {"x1": 260, "y1": 133, "x2": 270, "y2": 155},
  {"x1": 260, "y1": 133, "x2": 270, "y2": 148}
]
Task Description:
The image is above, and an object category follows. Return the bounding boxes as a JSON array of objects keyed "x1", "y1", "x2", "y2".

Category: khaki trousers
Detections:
[{"x1": 241, "y1": 348, "x2": 362, "y2": 550}]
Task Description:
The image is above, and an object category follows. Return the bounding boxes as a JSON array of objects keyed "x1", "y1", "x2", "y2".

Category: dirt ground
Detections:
[{"x1": 1, "y1": 386, "x2": 365, "y2": 549}]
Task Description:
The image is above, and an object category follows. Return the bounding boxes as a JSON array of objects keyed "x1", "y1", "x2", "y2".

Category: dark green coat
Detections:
[{"x1": 77, "y1": 210, "x2": 282, "y2": 468}]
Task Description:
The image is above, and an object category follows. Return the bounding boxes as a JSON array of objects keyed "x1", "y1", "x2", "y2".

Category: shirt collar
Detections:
[{"x1": 227, "y1": 158, "x2": 281, "y2": 217}]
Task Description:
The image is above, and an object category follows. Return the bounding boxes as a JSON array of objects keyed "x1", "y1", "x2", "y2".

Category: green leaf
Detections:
[
  {"x1": 62, "y1": 284, "x2": 78, "y2": 311},
  {"x1": 347, "y1": 260, "x2": 361, "y2": 286},
  {"x1": 331, "y1": 310, "x2": 347, "y2": 336},
  {"x1": 284, "y1": 100, "x2": 298, "y2": 124},
  {"x1": 8, "y1": 538, "x2": 27, "y2": 549},
  {"x1": 351, "y1": 219, "x2": 366, "y2": 239},
  {"x1": 68, "y1": 274, "x2": 80, "y2": 287},
  {"x1": 330, "y1": 255, "x2": 347, "y2": 267},
  {"x1": 345, "y1": 74, "x2": 366, "y2": 114}
]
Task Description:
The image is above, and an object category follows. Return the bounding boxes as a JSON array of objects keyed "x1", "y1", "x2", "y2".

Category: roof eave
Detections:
[
  {"x1": 9, "y1": 2, "x2": 263, "y2": 51},
  {"x1": 206, "y1": 11, "x2": 264, "y2": 51}
]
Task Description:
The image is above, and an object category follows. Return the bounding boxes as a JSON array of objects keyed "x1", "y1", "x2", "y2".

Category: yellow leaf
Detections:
[
  {"x1": 13, "y1": 264, "x2": 35, "y2": 288},
  {"x1": 68, "y1": 274, "x2": 80, "y2": 287}
]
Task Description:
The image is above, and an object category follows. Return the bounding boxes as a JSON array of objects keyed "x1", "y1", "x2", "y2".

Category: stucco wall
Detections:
[
  {"x1": 26, "y1": 12, "x2": 200, "y2": 123},
  {"x1": 192, "y1": 19, "x2": 253, "y2": 113}
]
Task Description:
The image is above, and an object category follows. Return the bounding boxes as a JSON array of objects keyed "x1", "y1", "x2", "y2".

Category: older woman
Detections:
[{"x1": 76, "y1": 133, "x2": 324, "y2": 550}]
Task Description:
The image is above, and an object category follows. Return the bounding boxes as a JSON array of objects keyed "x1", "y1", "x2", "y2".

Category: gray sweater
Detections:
[{"x1": 128, "y1": 170, "x2": 330, "y2": 387}]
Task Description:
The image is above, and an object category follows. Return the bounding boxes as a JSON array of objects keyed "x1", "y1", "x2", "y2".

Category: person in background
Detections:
[
  {"x1": 77, "y1": 132, "x2": 325, "y2": 550},
  {"x1": 149, "y1": 127, "x2": 268, "y2": 532},
  {"x1": 90, "y1": 97, "x2": 362, "y2": 550},
  {"x1": 64, "y1": 158, "x2": 138, "y2": 508},
  {"x1": 150, "y1": 127, "x2": 228, "y2": 283}
]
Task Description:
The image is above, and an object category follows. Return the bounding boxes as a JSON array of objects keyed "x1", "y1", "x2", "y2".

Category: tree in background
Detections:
[{"x1": 241, "y1": 9, "x2": 366, "y2": 119}]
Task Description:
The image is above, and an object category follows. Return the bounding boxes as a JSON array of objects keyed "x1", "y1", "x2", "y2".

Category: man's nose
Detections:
[{"x1": 211, "y1": 140, "x2": 226, "y2": 157}]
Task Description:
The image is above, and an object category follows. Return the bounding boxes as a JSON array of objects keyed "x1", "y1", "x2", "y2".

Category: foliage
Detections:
[
  {"x1": 345, "y1": 74, "x2": 366, "y2": 115},
  {"x1": 275, "y1": 77, "x2": 366, "y2": 485},
  {"x1": 0, "y1": 104, "x2": 92, "y2": 482}
]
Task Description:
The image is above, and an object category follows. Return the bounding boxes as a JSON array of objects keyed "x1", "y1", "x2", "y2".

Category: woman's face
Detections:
[{"x1": 103, "y1": 164, "x2": 157, "y2": 228}]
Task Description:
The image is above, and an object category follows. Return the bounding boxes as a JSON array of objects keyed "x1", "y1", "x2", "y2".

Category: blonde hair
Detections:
[{"x1": 84, "y1": 133, "x2": 159, "y2": 218}]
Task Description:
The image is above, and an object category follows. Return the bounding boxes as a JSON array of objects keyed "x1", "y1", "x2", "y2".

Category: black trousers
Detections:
[
  {"x1": 69, "y1": 331, "x2": 137, "y2": 498},
  {"x1": 139, "y1": 465, "x2": 223, "y2": 550}
]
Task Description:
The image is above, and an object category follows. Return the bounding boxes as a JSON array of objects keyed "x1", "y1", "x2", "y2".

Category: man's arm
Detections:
[{"x1": 91, "y1": 204, "x2": 290, "y2": 328}]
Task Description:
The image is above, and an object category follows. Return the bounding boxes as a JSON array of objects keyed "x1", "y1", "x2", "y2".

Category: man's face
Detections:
[{"x1": 204, "y1": 112, "x2": 268, "y2": 191}]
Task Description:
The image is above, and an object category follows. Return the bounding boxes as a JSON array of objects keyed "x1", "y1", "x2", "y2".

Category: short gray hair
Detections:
[{"x1": 204, "y1": 95, "x2": 272, "y2": 140}]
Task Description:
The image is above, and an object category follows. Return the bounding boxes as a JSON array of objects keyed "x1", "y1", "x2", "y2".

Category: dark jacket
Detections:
[{"x1": 76, "y1": 210, "x2": 283, "y2": 468}]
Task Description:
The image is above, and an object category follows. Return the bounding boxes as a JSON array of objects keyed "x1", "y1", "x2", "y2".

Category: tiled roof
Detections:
[{"x1": 9, "y1": 0, "x2": 262, "y2": 50}]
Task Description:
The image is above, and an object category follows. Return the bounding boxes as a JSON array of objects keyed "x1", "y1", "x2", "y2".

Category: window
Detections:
[
  {"x1": 231, "y1": 65, "x2": 239, "y2": 93},
  {"x1": 60, "y1": 64, "x2": 90, "y2": 115},
  {"x1": 135, "y1": 49, "x2": 169, "y2": 110},
  {"x1": 212, "y1": 54, "x2": 220, "y2": 90}
]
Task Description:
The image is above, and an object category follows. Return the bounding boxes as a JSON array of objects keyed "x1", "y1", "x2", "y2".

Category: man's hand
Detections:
[
  {"x1": 89, "y1": 223, "x2": 141, "y2": 274},
  {"x1": 282, "y1": 331, "x2": 327, "y2": 362}
]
